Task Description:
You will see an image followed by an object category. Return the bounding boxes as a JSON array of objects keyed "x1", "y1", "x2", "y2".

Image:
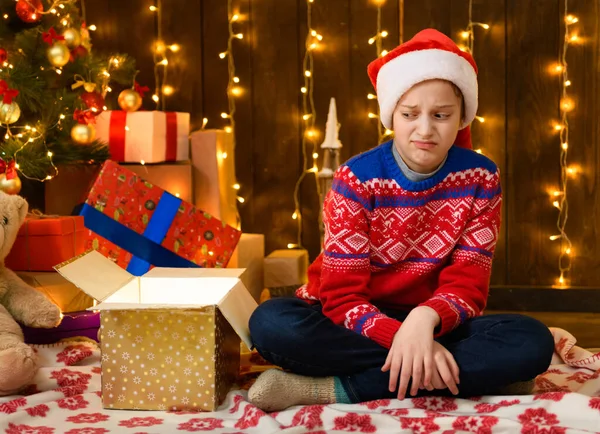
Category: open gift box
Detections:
[{"x1": 55, "y1": 250, "x2": 258, "y2": 412}]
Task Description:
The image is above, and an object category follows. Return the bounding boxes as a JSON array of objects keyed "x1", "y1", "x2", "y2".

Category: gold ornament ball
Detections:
[
  {"x1": 0, "y1": 101, "x2": 21, "y2": 124},
  {"x1": 118, "y1": 89, "x2": 143, "y2": 112},
  {"x1": 62, "y1": 28, "x2": 81, "y2": 49},
  {"x1": 47, "y1": 42, "x2": 70, "y2": 67},
  {"x1": 71, "y1": 123, "x2": 96, "y2": 145},
  {"x1": 0, "y1": 173, "x2": 22, "y2": 195}
]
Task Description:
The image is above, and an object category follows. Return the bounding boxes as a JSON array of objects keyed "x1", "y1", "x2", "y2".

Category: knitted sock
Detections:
[
  {"x1": 497, "y1": 379, "x2": 536, "y2": 396},
  {"x1": 248, "y1": 369, "x2": 351, "y2": 411}
]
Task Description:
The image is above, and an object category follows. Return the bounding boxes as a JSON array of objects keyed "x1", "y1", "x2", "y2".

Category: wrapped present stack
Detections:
[
  {"x1": 264, "y1": 249, "x2": 309, "y2": 298},
  {"x1": 4, "y1": 213, "x2": 100, "y2": 343}
]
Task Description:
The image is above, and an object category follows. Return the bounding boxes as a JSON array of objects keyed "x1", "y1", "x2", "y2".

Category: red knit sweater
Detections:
[{"x1": 296, "y1": 142, "x2": 502, "y2": 349}]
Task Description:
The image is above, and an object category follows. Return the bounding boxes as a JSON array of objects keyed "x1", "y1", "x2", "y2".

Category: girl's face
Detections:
[{"x1": 392, "y1": 79, "x2": 463, "y2": 174}]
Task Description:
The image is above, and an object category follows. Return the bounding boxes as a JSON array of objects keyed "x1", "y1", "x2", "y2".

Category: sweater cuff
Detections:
[
  {"x1": 367, "y1": 317, "x2": 402, "y2": 349},
  {"x1": 419, "y1": 298, "x2": 460, "y2": 337}
]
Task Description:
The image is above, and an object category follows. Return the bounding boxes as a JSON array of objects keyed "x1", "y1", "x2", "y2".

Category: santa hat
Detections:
[{"x1": 367, "y1": 28, "x2": 478, "y2": 149}]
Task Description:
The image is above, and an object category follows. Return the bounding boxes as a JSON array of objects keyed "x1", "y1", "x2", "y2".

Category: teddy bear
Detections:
[{"x1": 0, "y1": 191, "x2": 62, "y2": 396}]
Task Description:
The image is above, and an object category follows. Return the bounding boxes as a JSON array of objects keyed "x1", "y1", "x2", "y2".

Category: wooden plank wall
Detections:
[{"x1": 84, "y1": 0, "x2": 599, "y2": 288}]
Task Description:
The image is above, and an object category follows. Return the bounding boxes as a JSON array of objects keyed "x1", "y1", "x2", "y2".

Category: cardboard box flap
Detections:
[
  {"x1": 217, "y1": 280, "x2": 258, "y2": 349},
  {"x1": 91, "y1": 268, "x2": 251, "y2": 310},
  {"x1": 54, "y1": 250, "x2": 134, "y2": 302}
]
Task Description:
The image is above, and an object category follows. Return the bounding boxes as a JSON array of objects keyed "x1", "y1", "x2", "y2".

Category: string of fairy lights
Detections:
[
  {"x1": 149, "y1": 0, "x2": 180, "y2": 110},
  {"x1": 551, "y1": 3, "x2": 581, "y2": 287},
  {"x1": 289, "y1": 0, "x2": 323, "y2": 250},
  {"x1": 216, "y1": 0, "x2": 244, "y2": 229},
  {"x1": 367, "y1": 0, "x2": 393, "y2": 144},
  {"x1": 457, "y1": 0, "x2": 488, "y2": 154},
  {"x1": 456, "y1": 0, "x2": 580, "y2": 287}
]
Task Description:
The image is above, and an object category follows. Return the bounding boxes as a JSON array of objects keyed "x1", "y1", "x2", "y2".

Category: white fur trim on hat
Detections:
[{"x1": 377, "y1": 48, "x2": 478, "y2": 130}]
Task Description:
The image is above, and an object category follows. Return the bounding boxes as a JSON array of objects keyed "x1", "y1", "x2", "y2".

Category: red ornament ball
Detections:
[
  {"x1": 81, "y1": 91, "x2": 105, "y2": 115},
  {"x1": 70, "y1": 45, "x2": 89, "y2": 60},
  {"x1": 0, "y1": 48, "x2": 7, "y2": 64},
  {"x1": 15, "y1": 0, "x2": 43, "y2": 23}
]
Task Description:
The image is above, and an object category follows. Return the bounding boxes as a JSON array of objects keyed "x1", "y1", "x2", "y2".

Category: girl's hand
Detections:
[
  {"x1": 418, "y1": 341, "x2": 460, "y2": 395},
  {"x1": 381, "y1": 306, "x2": 440, "y2": 399}
]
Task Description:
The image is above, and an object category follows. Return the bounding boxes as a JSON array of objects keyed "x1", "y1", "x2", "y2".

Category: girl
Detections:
[{"x1": 247, "y1": 28, "x2": 555, "y2": 411}]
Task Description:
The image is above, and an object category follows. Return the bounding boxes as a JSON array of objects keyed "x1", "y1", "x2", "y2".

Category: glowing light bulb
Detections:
[
  {"x1": 224, "y1": 126, "x2": 232, "y2": 133},
  {"x1": 237, "y1": 196, "x2": 245, "y2": 203},
  {"x1": 219, "y1": 52, "x2": 227, "y2": 59},
  {"x1": 368, "y1": 37, "x2": 375, "y2": 45},
  {"x1": 549, "y1": 235, "x2": 561, "y2": 241},
  {"x1": 303, "y1": 114, "x2": 312, "y2": 120},
  {"x1": 368, "y1": 94, "x2": 377, "y2": 100},
  {"x1": 368, "y1": 113, "x2": 378, "y2": 119},
  {"x1": 476, "y1": 116, "x2": 485, "y2": 123},
  {"x1": 292, "y1": 211, "x2": 298, "y2": 220},
  {"x1": 305, "y1": 70, "x2": 311, "y2": 77},
  {"x1": 221, "y1": 152, "x2": 228, "y2": 159},
  {"x1": 313, "y1": 152, "x2": 319, "y2": 159},
  {"x1": 149, "y1": 6, "x2": 158, "y2": 11},
  {"x1": 381, "y1": 30, "x2": 388, "y2": 37},
  {"x1": 221, "y1": 113, "x2": 229, "y2": 119},
  {"x1": 461, "y1": 31, "x2": 470, "y2": 39},
  {"x1": 553, "y1": 201, "x2": 560, "y2": 208},
  {"x1": 162, "y1": 85, "x2": 174, "y2": 96},
  {"x1": 169, "y1": 44, "x2": 180, "y2": 52},
  {"x1": 233, "y1": 77, "x2": 240, "y2": 83},
  {"x1": 233, "y1": 183, "x2": 240, "y2": 190},
  {"x1": 88, "y1": 24, "x2": 97, "y2": 31},
  {"x1": 152, "y1": 94, "x2": 159, "y2": 103},
  {"x1": 301, "y1": 87, "x2": 307, "y2": 94},
  {"x1": 564, "y1": 80, "x2": 572, "y2": 86}
]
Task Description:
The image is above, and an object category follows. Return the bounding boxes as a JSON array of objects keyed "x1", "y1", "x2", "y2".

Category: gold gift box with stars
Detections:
[{"x1": 55, "y1": 250, "x2": 257, "y2": 411}]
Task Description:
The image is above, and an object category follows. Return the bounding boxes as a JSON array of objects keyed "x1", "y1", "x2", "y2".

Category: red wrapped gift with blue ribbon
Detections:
[{"x1": 79, "y1": 160, "x2": 241, "y2": 275}]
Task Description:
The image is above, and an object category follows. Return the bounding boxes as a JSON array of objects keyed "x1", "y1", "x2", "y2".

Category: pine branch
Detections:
[{"x1": 0, "y1": 0, "x2": 138, "y2": 181}]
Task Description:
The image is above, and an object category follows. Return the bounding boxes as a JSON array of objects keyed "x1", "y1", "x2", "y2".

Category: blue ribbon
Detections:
[{"x1": 80, "y1": 192, "x2": 199, "y2": 276}]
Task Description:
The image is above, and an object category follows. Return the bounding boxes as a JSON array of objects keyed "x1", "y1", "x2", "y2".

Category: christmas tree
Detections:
[{"x1": 0, "y1": 0, "x2": 137, "y2": 193}]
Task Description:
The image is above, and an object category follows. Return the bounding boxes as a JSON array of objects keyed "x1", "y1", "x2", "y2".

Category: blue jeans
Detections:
[{"x1": 249, "y1": 297, "x2": 555, "y2": 403}]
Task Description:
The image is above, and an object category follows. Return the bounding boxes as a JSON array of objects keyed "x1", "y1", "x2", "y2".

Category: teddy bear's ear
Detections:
[{"x1": 14, "y1": 195, "x2": 29, "y2": 224}]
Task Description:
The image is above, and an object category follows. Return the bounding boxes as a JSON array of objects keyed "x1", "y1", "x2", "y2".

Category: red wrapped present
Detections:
[
  {"x1": 96, "y1": 111, "x2": 190, "y2": 163},
  {"x1": 5, "y1": 215, "x2": 86, "y2": 271},
  {"x1": 79, "y1": 160, "x2": 241, "y2": 275}
]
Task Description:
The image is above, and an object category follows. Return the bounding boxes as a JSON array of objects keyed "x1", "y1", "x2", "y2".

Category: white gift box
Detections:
[{"x1": 96, "y1": 110, "x2": 190, "y2": 163}]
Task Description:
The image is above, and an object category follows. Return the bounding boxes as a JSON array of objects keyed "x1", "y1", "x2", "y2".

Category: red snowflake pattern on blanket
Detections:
[
  {"x1": 535, "y1": 377, "x2": 569, "y2": 393},
  {"x1": 50, "y1": 369, "x2": 91, "y2": 387},
  {"x1": 590, "y1": 398, "x2": 600, "y2": 412},
  {"x1": 65, "y1": 429, "x2": 109, "y2": 434},
  {"x1": 229, "y1": 394, "x2": 244, "y2": 414},
  {"x1": 566, "y1": 371, "x2": 593, "y2": 383},
  {"x1": 66, "y1": 413, "x2": 110, "y2": 424},
  {"x1": 534, "y1": 392, "x2": 567, "y2": 402},
  {"x1": 452, "y1": 416, "x2": 499, "y2": 434},
  {"x1": 118, "y1": 417, "x2": 163, "y2": 428},
  {"x1": 234, "y1": 405, "x2": 267, "y2": 429},
  {"x1": 413, "y1": 396, "x2": 458, "y2": 412},
  {"x1": 360, "y1": 399, "x2": 391, "y2": 410},
  {"x1": 0, "y1": 397, "x2": 27, "y2": 413},
  {"x1": 382, "y1": 408, "x2": 409, "y2": 417},
  {"x1": 400, "y1": 417, "x2": 440, "y2": 434},
  {"x1": 333, "y1": 413, "x2": 376, "y2": 433},
  {"x1": 518, "y1": 408, "x2": 566, "y2": 434},
  {"x1": 57, "y1": 395, "x2": 89, "y2": 411},
  {"x1": 56, "y1": 345, "x2": 93, "y2": 366},
  {"x1": 474, "y1": 399, "x2": 520, "y2": 413},
  {"x1": 289, "y1": 405, "x2": 324, "y2": 430},
  {"x1": 6, "y1": 423, "x2": 55, "y2": 434},
  {"x1": 58, "y1": 385, "x2": 89, "y2": 397},
  {"x1": 177, "y1": 418, "x2": 224, "y2": 431},
  {"x1": 25, "y1": 404, "x2": 50, "y2": 418}
]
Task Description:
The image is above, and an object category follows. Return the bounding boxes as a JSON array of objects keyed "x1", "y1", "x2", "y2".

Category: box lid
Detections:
[{"x1": 54, "y1": 250, "x2": 257, "y2": 348}]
